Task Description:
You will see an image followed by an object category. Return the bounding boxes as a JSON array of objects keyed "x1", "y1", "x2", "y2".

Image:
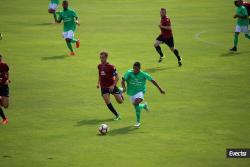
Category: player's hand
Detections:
[
  {"x1": 109, "y1": 86, "x2": 115, "y2": 92},
  {"x1": 233, "y1": 14, "x2": 238, "y2": 18},
  {"x1": 76, "y1": 21, "x2": 80, "y2": 26},
  {"x1": 96, "y1": 85, "x2": 100, "y2": 89},
  {"x1": 5, "y1": 80, "x2": 10, "y2": 85}
]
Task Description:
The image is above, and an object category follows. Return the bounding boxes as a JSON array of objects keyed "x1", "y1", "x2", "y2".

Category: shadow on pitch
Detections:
[
  {"x1": 41, "y1": 55, "x2": 68, "y2": 60},
  {"x1": 108, "y1": 126, "x2": 139, "y2": 136},
  {"x1": 144, "y1": 66, "x2": 177, "y2": 73},
  {"x1": 76, "y1": 118, "x2": 114, "y2": 126},
  {"x1": 221, "y1": 51, "x2": 250, "y2": 57},
  {"x1": 35, "y1": 22, "x2": 55, "y2": 26}
]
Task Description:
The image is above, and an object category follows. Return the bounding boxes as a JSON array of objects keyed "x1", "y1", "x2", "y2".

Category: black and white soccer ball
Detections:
[{"x1": 99, "y1": 124, "x2": 109, "y2": 135}]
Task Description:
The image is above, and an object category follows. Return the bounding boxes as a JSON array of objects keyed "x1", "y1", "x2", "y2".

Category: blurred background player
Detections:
[
  {"x1": 242, "y1": 0, "x2": 250, "y2": 22},
  {"x1": 154, "y1": 8, "x2": 182, "y2": 66},
  {"x1": 230, "y1": 0, "x2": 250, "y2": 51},
  {"x1": 97, "y1": 51, "x2": 124, "y2": 121},
  {"x1": 0, "y1": 54, "x2": 10, "y2": 125},
  {"x1": 121, "y1": 62, "x2": 165, "y2": 128},
  {"x1": 57, "y1": 0, "x2": 80, "y2": 56},
  {"x1": 48, "y1": 0, "x2": 60, "y2": 23}
]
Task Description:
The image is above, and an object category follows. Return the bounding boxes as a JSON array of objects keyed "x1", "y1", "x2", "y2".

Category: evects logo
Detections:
[{"x1": 227, "y1": 149, "x2": 250, "y2": 158}]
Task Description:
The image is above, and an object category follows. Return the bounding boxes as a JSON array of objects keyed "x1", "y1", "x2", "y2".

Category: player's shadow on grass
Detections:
[
  {"x1": 41, "y1": 55, "x2": 68, "y2": 60},
  {"x1": 221, "y1": 51, "x2": 250, "y2": 57},
  {"x1": 35, "y1": 23, "x2": 55, "y2": 26},
  {"x1": 144, "y1": 67, "x2": 177, "y2": 73},
  {"x1": 76, "y1": 118, "x2": 114, "y2": 126},
  {"x1": 108, "y1": 126, "x2": 140, "y2": 136}
]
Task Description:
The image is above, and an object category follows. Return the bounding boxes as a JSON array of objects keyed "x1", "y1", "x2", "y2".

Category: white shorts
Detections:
[
  {"x1": 62, "y1": 30, "x2": 74, "y2": 39},
  {"x1": 130, "y1": 91, "x2": 144, "y2": 103},
  {"x1": 48, "y1": 3, "x2": 58, "y2": 11},
  {"x1": 235, "y1": 25, "x2": 249, "y2": 34}
]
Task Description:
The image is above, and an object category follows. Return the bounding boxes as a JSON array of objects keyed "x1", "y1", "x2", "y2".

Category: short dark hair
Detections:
[
  {"x1": 133, "y1": 62, "x2": 141, "y2": 69},
  {"x1": 161, "y1": 8, "x2": 166, "y2": 12},
  {"x1": 100, "y1": 51, "x2": 108, "y2": 58},
  {"x1": 63, "y1": 0, "x2": 68, "y2": 4}
]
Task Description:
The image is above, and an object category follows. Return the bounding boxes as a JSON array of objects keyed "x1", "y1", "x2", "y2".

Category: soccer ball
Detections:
[{"x1": 99, "y1": 124, "x2": 109, "y2": 135}]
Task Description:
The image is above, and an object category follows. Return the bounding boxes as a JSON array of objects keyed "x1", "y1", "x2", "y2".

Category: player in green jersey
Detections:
[
  {"x1": 230, "y1": 0, "x2": 250, "y2": 51},
  {"x1": 121, "y1": 62, "x2": 165, "y2": 128},
  {"x1": 48, "y1": 0, "x2": 60, "y2": 23},
  {"x1": 57, "y1": 0, "x2": 80, "y2": 56}
]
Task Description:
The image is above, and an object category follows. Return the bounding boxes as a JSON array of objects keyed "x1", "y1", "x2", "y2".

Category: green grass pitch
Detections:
[{"x1": 0, "y1": 0, "x2": 250, "y2": 166}]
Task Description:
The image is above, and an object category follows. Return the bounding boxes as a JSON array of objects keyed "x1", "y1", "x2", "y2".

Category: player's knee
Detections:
[
  {"x1": 66, "y1": 38, "x2": 71, "y2": 42},
  {"x1": 48, "y1": 9, "x2": 54, "y2": 13},
  {"x1": 154, "y1": 43, "x2": 159, "y2": 47}
]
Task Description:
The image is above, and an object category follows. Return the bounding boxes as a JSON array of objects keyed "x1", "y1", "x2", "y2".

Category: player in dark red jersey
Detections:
[
  {"x1": 154, "y1": 8, "x2": 182, "y2": 66},
  {"x1": 0, "y1": 54, "x2": 10, "y2": 125},
  {"x1": 97, "y1": 51, "x2": 124, "y2": 120}
]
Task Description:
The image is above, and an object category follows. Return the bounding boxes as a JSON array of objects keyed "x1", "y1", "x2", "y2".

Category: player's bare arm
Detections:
[
  {"x1": 109, "y1": 74, "x2": 119, "y2": 91},
  {"x1": 96, "y1": 75, "x2": 100, "y2": 88},
  {"x1": 75, "y1": 17, "x2": 80, "y2": 25},
  {"x1": 121, "y1": 78, "x2": 126, "y2": 93},
  {"x1": 151, "y1": 80, "x2": 165, "y2": 94}
]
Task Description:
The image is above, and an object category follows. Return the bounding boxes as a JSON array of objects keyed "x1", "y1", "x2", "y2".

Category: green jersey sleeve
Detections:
[
  {"x1": 123, "y1": 71, "x2": 131, "y2": 81},
  {"x1": 72, "y1": 10, "x2": 78, "y2": 18},
  {"x1": 143, "y1": 71, "x2": 153, "y2": 81}
]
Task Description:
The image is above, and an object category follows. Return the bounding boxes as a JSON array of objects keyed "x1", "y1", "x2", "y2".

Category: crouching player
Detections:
[
  {"x1": 0, "y1": 54, "x2": 10, "y2": 125},
  {"x1": 97, "y1": 51, "x2": 124, "y2": 120}
]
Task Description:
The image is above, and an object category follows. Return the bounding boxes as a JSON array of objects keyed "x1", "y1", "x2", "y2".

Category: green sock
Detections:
[
  {"x1": 134, "y1": 105, "x2": 141, "y2": 123},
  {"x1": 245, "y1": 34, "x2": 250, "y2": 40},
  {"x1": 66, "y1": 41, "x2": 73, "y2": 52},
  {"x1": 71, "y1": 38, "x2": 78, "y2": 43},
  {"x1": 139, "y1": 103, "x2": 146, "y2": 110},
  {"x1": 234, "y1": 33, "x2": 238, "y2": 47},
  {"x1": 53, "y1": 12, "x2": 57, "y2": 22}
]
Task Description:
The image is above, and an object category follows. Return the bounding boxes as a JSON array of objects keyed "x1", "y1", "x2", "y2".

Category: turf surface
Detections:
[{"x1": 0, "y1": 0, "x2": 250, "y2": 166}]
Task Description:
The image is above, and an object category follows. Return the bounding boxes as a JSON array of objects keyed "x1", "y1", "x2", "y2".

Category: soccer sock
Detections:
[
  {"x1": 139, "y1": 103, "x2": 146, "y2": 110},
  {"x1": 173, "y1": 49, "x2": 181, "y2": 61},
  {"x1": 134, "y1": 105, "x2": 141, "y2": 123},
  {"x1": 66, "y1": 41, "x2": 73, "y2": 52},
  {"x1": 53, "y1": 12, "x2": 57, "y2": 22},
  {"x1": 234, "y1": 33, "x2": 238, "y2": 47},
  {"x1": 107, "y1": 103, "x2": 119, "y2": 117},
  {"x1": 155, "y1": 46, "x2": 164, "y2": 57},
  {"x1": 0, "y1": 107, "x2": 6, "y2": 120},
  {"x1": 71, "y1": 38, "x2": 78, "y2": 43},
  {"x1": 245, "y1": 34, "x2": 250, "y2": 40}
]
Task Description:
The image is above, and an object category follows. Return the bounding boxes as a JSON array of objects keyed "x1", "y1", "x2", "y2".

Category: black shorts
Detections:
[
  {"x1": 0, "y1": 85, "x2": 9, "y2": 97},
  {"x1": 101, "y1": 86, "x2": 120, "y2": 96},
  {"x1": 156, "y1": 35, "x2": 174, "y2": 48}
]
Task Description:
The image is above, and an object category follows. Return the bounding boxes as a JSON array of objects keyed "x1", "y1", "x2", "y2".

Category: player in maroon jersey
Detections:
[
  {"x1": 97, "y1": 51, "x2": 123, "y2": 120},
  {"x1": 0, "y1": 54, "x2": 10, "y2": 125},
  {"x1": 154, "y1": 8, "x2": 182, "y2": 66}
]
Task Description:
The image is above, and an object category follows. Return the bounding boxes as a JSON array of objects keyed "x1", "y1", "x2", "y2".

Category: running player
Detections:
[
  {"x1": 121, "y1": 62, "x2": 165, "y2": 128},
  {"x1": 0, "y1": 54, "x2": 10, "y2": 125},
  {"x1": 230, "y1": 0, "x2": 250, "y2": 51},
  {"x1": 48, "y1": 0, "x2": 60, "y2": 23},
  {"x1": 154, "y1": 8, "x2": 182, "y2": 66},
  {"x1": 57, "y1": 0, "x2": 80, "y2": 56},
  {"x1": 97, "y1": 51, "x2": 123, "y2": 120}
]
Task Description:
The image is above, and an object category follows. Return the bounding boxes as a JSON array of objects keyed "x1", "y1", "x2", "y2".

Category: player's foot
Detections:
[
  {"x1": 69, "y1": 52, "x2": 75, "y2": 56},
  {"x1": 178, "y1": 58, "x2": 182, "y2": 67},
  {"x1": 76, "y1": 39, "x2": 80, "y2": 48},
  {"x1": 144, "y1": 102, "x2": 150, "y2": 112},
  {"x1": 229, "y1": 46, "x2": 237, "y2": 52},
  {"x1": 158, "y1": 56, "x2": 165, "y2": 63},
  {"x1": 134, "y1": 122, "x2": 141, "y2": 128},
  {"x1": 114, "y1": 115, "x2": 121, "y2": 121},
  {"x1": 1, "y1": 118, "x2": 8, "y2": 125}
]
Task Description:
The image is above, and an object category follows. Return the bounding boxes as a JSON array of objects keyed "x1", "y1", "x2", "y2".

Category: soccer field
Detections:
[{"x1": 1, "y1": 0, "x2": 250, "y2": 166}]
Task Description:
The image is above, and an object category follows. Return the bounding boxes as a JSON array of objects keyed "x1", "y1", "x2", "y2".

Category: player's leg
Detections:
[
  {"x1": 154, "y1": 35, "x2": 165, "y2": 63},
  {"x1": 68, "y1": 30, "x2": 80, "y2": 48},
  {"x1": 244, "y1": 26, "x2": 250, "y2": 39},
  {"x1": 63, "y1": 31, "x2": 75, "y2": 55},
  {"x1": 0, "y1": 87, "x2": 9, "y2": 125},
  {"x1": 102, "y1": 89, "x2": 120, "y2": 120},
  {"x1": 167, "y1": 37, "x2": 182, "y2": 67},
  {"x1": 230, "y1": 26, "x2": 240, "y2": 51},
  {"x1": 112, "y1": 86, "x2": 124, "y2": 104}
]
